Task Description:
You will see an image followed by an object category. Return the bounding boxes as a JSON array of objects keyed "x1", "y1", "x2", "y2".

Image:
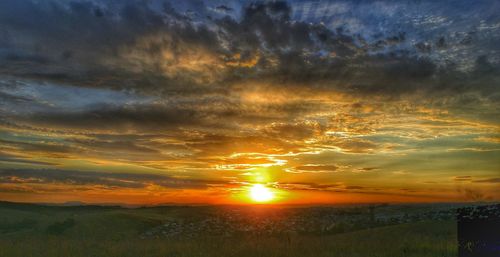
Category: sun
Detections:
[{"x1": 249, "y1": 184, "x2": 274, "y2": 202}]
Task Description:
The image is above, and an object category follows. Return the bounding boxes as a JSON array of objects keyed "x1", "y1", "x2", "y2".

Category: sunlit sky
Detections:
[{"x1": 0, "y1": 0, "x2": 499, "y2": 205}]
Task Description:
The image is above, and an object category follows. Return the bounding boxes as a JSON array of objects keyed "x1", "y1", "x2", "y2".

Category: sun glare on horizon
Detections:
[{"x1": 249, "y1": 184, "x2": 274, "y2": 203}]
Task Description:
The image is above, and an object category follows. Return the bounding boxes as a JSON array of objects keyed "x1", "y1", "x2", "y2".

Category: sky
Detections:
[{"x1": 0, "y1": 0, "x2": 499, "y2": 205}]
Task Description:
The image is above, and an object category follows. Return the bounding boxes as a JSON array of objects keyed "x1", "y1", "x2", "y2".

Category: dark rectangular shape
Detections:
[{"x1": 457, "y1": 204, "x2": 500, "y2": 257}]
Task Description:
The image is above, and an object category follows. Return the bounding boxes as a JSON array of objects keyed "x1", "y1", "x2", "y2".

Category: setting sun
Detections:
[{"x1": 249, "y1": 184, "x2": 274, "y2": 203}]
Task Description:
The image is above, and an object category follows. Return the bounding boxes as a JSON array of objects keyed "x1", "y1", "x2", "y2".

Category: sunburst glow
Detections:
[{"x1": 249, "y1": 184, "x2": 274, "y2": 203}]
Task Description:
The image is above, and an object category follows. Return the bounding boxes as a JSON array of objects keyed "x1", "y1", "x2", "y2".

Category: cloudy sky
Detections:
[{"x1": 0, "y1": 0, "x2": 499, "y2": 204}]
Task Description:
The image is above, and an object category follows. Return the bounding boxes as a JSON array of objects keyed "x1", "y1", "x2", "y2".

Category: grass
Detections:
[{"x1": 0, "y1": 203, "x2": 458, "y2": 257}]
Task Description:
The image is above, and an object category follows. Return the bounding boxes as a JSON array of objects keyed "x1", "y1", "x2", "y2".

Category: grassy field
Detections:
[{"x1": 0, "y1": 202, "x2": 458, "y2": 257}]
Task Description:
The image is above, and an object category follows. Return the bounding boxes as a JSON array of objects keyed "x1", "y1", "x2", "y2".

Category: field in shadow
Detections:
[{"x1": 0, "y1": 201, "x2": 462, "y2": 257}]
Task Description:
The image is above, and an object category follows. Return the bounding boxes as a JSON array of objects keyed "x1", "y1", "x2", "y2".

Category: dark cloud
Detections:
[
  {"x1": 0, "y1": 152, "x2": 55, "y2": 166},
  {"x1": 263, "y1": 122, "x2": 321, "y2": 141},
  {"x1": 473, "y1": 178, "x2": 500, "y2": 183},
  {"x1": 19, "y1": 104, "x2": 209, "y2": 132},
  {"x1": 277, "y1": 182, "x2": 369, "y2": 193},
  {"x1": 276, "y1": 182, "x2": 342, "y2": 191},
  {"x1": 214, "y1": 5, "x2": 233, "y2": 12},
  {"x1": 358, "y1": 167, "x2": 377, "y2": 172},
  {"x1": 454, "y1": 176, "x2": 472, "y2": 181},
  {"x1": 69, "y1": 138, "x2": 160, "y2": 154},
  {"x1": 0, "y1": 0, "x2": 496, "y2": 99},
  {"x1": 185, "y1": 133, "x2": 304, "y2": 156},
  {"x1": 9, "y1": 100, "x2": 310, "y2": 134},
  {"x1": 345, "y1": 186, "x2": 364, "y2": 190},
  {"x1": 0, "y1": 168, "x2": 223, "y2": 189},
  {"x1": 336, "y1": 139, "x2": 377, "y2": 153},
  {"x1": 0, "y1": 0, "x2": 211, "y2": 92},
  {"x1": 0, "y1": 138, "x2": 75, "y2": 155},
  {"x1": 294, "y1": 165, "x2": 338, "y2": 173}
]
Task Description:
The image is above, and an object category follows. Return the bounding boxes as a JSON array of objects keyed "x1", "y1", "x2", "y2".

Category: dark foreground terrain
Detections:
[{"x1": 0, "y1": 202, "x2": 473, "y2": 257}]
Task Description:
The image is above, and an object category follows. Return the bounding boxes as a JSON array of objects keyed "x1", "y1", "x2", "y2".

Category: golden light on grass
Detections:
[{"x1": 249, "y1": 184, "x2": 274, "y2": 203}]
